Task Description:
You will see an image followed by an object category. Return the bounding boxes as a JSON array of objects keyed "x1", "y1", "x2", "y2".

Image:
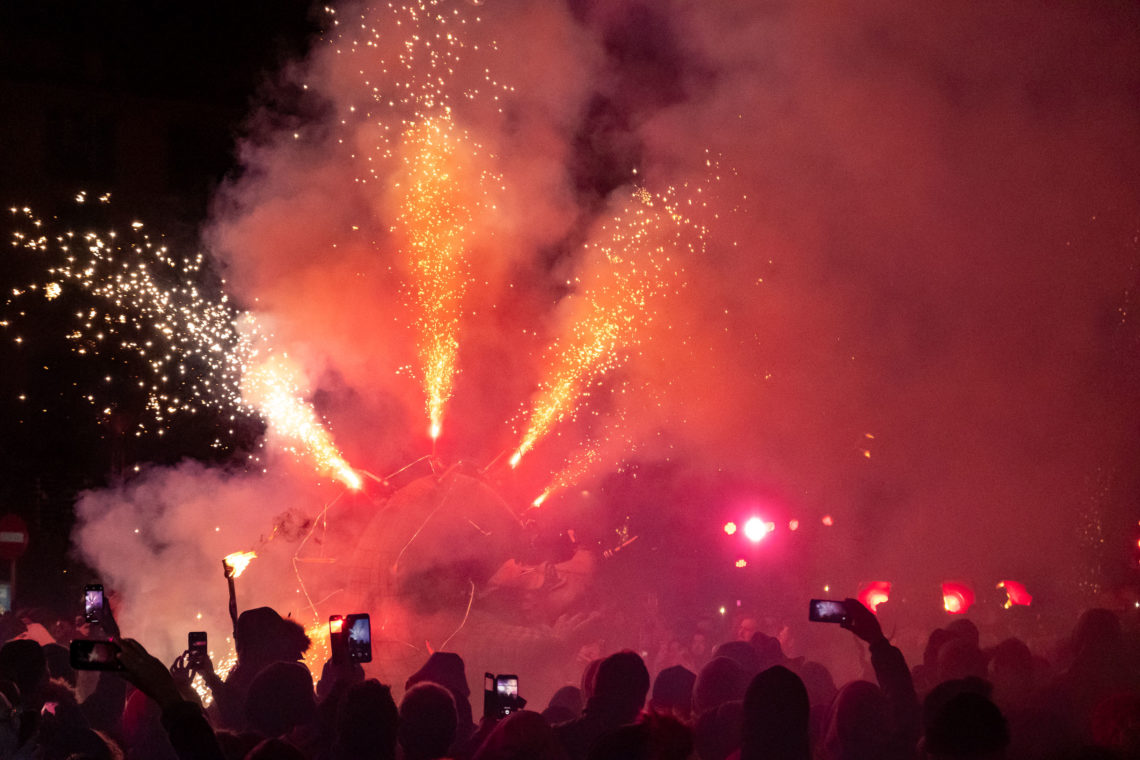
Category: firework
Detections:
[
  {"x1": 397, "y1": 115, "x2": 477, "y2": 440},
  {"x1": 510, "y1": 188, "x2": 700, "y2": 466},
  {"x1": 325, "y1": 0, "x2": 504, "y2": 441},
  {"x1": 5, "y1": 204, "x2": 253, "y2": 437},
  {"x1": 240, "y1": 355, "x2": 362, "y2": 490},
  {"x1": 5, "y1": 203, "x2": 362, "y2": 487}
]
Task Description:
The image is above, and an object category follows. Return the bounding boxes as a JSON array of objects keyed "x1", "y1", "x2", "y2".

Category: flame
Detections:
[
  {"x1": 223, "y1": 551, "x2": 258, "y2": 578},
  {"x1": 240, "y1": 355, "x2": 361, "y2": 490}
]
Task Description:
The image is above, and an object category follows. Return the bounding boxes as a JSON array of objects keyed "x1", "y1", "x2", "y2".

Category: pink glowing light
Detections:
[{"x1": 743, "y1": 517, "x2": 771, "y2": 543}]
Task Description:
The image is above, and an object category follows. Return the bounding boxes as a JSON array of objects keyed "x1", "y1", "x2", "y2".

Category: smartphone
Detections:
[
  {"x1": 484, "y1": 672, "x2": 521, "y2": 719},
  {"x1": 188, "y1": 631, "x2": 207, "y2": 664},
  {"x1": 84, "y1": 584, "x2": 104, "y2": 625},
  {"x1": 808, "y1": 599, "x2": 848, "y2": 624},
  {"x1": 329, "y1": 615, "x2": 346, "y2": 663},
  {"x1": 70, "y1": 640, "x2": 122, "y2": 671},
  {"x1": 344, "y1": 613, "x2": 372, "y2": 663}
]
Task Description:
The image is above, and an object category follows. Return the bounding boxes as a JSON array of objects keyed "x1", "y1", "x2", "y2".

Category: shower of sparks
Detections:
[
  {"x1": 4, "y1": 204, "x2": 254, "y2": 437},
  {"x1": 240, "y1": 355, "x2": 362, "y2": 490},
  {"x1": 302, "y1": 620, "x2": 333, "y2": 678},
  {"x1": 397, "y1": 115, "x2": 477, "y2": 440},
  {"x1": 510, "y1": 187, "x2": 704, "y2": 467},
  {"x1": 326, "y1": 0, "x2": 503, "y2": 440},
  {"x1": 222, "y1": 550, "x2": 258, "y2": 578},
  {"x1": 191, "y1": 647, "x2": 236, "y2": 707},
  {"x1": 4, "y1": 203, "x2": 360, "y2": 486}
]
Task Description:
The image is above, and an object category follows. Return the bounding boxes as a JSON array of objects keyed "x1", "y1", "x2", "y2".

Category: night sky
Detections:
[{"x1": 2, "y1": 0, "x2": 1140, "y2": 647}]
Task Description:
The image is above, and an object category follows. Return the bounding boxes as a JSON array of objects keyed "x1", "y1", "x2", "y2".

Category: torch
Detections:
[{"x1": 222, "y1": 551, "x2": 257, "y2": 636}]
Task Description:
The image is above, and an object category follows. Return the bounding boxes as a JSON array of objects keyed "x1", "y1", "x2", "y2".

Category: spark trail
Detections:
[
  {"x1": 4, "y1": 202, "x2": 360, "y2": 487},
  {"x1": 397, "y1": 115, "x2": 476, "y2": 440},
  {"x1": 510, "y1": 188, "x2": 700, "y2": 468},
  {"x1": 328, "y1": 0, "x2": 506, "y2": 440},
  {"x1": 240, "y1": 355, "x2": 362, "y2": 490}
]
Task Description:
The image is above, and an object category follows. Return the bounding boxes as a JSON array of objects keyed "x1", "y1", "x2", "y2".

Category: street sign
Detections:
[{"x1": 0, "y1": 514, "x2": 29, "y2": 561}]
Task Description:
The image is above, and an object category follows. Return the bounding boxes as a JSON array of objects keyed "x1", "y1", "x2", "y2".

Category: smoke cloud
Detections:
[{"x1": 75, "y1": 0, "x2": 1140, "y2": 669}]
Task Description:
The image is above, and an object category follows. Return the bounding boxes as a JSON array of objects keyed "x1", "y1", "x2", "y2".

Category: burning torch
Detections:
[{"x1": 222, "y1": 551, "x2": 257, "y2": 636}]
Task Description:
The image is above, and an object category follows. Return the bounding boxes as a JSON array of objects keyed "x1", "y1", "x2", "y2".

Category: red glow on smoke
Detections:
[
  {"x1": 942, "y1": 581, "x2": 975, "y2": 614},
  {"x1": 858, "y1": 581, "x2": 891, "y2": 613},
  {"x1": 997, "y1": 580, "x2": 1032, "y2": 608}
]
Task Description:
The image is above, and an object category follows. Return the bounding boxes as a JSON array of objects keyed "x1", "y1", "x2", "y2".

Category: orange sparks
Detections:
[
  {"x1": 397, "y1": 115, "x2": 480, "y2": 441},
  {"x1": 241, "y1": 356, "x2": 361, "y2": 490},
  {"x1": 223, "y1": 551, "x2": 257, "y2": 578},
  {"x1": 511, "y1": 188, "x2": 698, "y2": 465}
]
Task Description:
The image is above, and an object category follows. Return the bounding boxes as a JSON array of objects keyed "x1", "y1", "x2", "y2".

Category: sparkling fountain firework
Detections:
[
  {"x1": 510, "y1": 187, "x2": 702, "y2": 468},
  {"x1": 328, "y1": 0, "x2": 504, "y2": 441},
  {"x1": 397, "y1": 115, "x2": 477, "y2": 441},
  {"x1": 4, "y1": 202, "x2": 360, "y2": 487},
  {"x1": 240, "y1": 354, "x2": 362, "y2": 490}
]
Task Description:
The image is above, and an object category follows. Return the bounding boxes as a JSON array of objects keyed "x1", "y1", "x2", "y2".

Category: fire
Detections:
[
  {"x1": 223, "y1": 551, "x2": 258, "y2": 579},
  {"x1": 240, "y1": 356, "x2": 361, "y2": 490}
]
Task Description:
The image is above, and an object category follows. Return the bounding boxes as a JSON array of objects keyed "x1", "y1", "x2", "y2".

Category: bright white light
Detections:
[{"x1": 743, "y1": 516, "x2": 770, "y2": 543}]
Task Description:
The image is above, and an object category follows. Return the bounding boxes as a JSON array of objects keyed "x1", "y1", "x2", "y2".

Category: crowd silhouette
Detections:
[{"x1": 0, "y1": 594, "x2": 1137, "y2": 759}]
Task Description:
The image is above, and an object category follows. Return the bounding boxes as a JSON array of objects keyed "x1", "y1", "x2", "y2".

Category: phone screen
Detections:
[
  {"x1": 808, "y1": 599, "x2": 847, "y2": 624},
  {"x1": 189, "y1": 631, "x2": 207, "y2": 659},
  {"x1": 345, "y1": 614, "x2": 371, "y2": 663},
  {"x1": 84, "y1": 585, "x2": 104, "y2": 624},
  {"x1": 70, "y1": 640, "x2": 122, "y2": 671},
  {"x1": 495, "y1": 675, "x2": 518, "y2": 698}
]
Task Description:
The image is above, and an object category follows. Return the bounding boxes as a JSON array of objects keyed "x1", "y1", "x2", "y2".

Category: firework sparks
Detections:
[
  {"x1": 222, "y1": 550, "x2": 258, "y2": 578},
  {"x1": 325, "y1": 0, "x2": 503, "y2": 441},
  {"x1": 510, "y1": 188, "x2": 701, "y2": 466},
  {"x1": 5, "y1": 202, "x2": 361, "y2": 487},
  {"x1": 240, "y1": 356, "x2": 362, "y2": 490},
  {"x1": 4, "y1": 204, "x2": 254, "y2": 437},
  {"x1": 397, "y1": 115, "x2": 478, "y2": 440}
]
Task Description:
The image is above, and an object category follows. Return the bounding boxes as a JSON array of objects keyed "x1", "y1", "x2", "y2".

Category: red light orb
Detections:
[
  {"x1": 821, "y1": 514, "x2": 834, "y2": 526},
  {"x1": 941, "y1": 581, "x2": 975, "y2": 615},
  {"x1": 788, "y1": 519, "x2": 799, "y2": 531},
  {"x1": 723, "y1": 521, "x2": 737, "y2": 536},
  {"x1": 735, "y1": 558, "x2": 748, "y2": 568},
  {"x1": 743, "y1": 516, "x2": 770, "y2": 543}
]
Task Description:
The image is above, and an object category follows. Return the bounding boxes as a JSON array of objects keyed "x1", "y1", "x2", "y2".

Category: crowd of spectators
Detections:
[{"x1": 0, "y1": 594, "x2": 1137, "y2": 759}]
